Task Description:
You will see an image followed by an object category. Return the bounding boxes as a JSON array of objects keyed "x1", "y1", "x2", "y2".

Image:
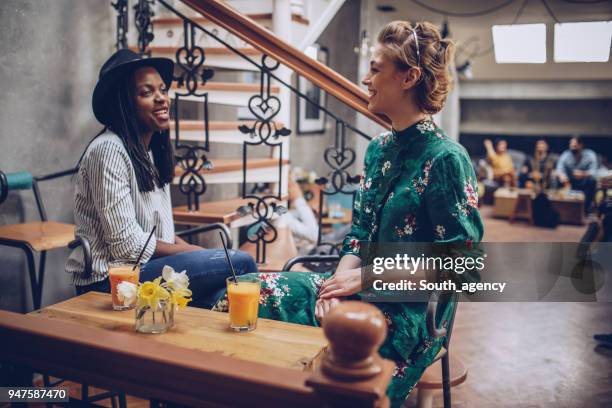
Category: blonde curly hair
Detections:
[{"x1": 377, "y1": 21, "x2": 455, "y2": 114}]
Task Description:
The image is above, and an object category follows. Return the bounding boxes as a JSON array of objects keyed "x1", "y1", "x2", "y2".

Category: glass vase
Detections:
[{"x1": 135, "y1": 300, "x2": 174, "y2": 334}]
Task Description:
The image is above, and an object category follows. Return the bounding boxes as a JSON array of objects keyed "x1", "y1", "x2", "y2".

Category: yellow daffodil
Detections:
[
  {"x1": 170, "y1": 286, "x2": 192, "y2": 308},
  {"x1": 171, "y1": 291, "x2": 192, "y2": 309},
  {"x1": 136, "y1": 267, "x2": 193, "y2": 314},
  {"x1": 137, "y1": 277, "x2": 170, "y2": 310}
]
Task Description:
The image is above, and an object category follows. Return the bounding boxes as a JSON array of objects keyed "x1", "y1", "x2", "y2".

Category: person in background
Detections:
[
  {"x1": 484, "y1": 138, "x2": 516, "y2": 187},
  {"x1": 283, "y1": 173, "x2": 319, "y2": 251},
  {"x1": 556, "y1": 136, "x2": 597, "y2": 215},
  {"x1": 284, "y1": 174, "x2": 353, "y2": 254},
  {"x1": 519, "y1": 139, "x2": 555, "y2": 190}
]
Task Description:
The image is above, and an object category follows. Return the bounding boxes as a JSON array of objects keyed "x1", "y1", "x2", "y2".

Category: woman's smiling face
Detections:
[
  {"x1": 361, "y1": 43, "x2": 410, "y2": 116},
  {"x1": 132, "y1": 66, "x2": 170, "y2": 133}
]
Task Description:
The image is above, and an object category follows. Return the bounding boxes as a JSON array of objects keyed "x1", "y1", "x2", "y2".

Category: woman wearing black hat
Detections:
[{"x1": 66, "y1": 49, "x2": 257, "y2": 307}]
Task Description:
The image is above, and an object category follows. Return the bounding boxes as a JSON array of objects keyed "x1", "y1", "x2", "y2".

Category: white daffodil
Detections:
[
  {"x1": 117, "y1": 281, "x2": 138, "y2": 306},
  {"x1": 162, "y1": 265, "x2": 190, "y2": 290}
]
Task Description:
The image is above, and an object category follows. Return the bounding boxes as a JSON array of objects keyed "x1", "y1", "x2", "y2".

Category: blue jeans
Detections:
[{"x1": 76, "y1": 249, "x2": 258, "y2": 308}]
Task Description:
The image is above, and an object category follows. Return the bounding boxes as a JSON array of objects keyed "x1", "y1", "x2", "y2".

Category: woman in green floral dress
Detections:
[{"x1": 214, "y1": 21, "x2": 483, "y2": 407}]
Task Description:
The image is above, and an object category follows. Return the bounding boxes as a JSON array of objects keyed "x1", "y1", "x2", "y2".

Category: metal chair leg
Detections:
[
  {"x1": 442, "y1": 352, "x2": 452, "y2": 408},
  {"x1": 118, "y1": 393, "x2": 127, "y2": 408},
  {"x1": 37, "y1": 251, "x2": 47, "y2": 309},
  {"x1": 22, "y1": 246, "x2": 40, "y2": 310}
]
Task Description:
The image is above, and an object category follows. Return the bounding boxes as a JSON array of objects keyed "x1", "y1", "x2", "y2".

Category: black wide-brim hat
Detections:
[{"x1": 92, "y1": 49, "x2": 174, "y2": 125}]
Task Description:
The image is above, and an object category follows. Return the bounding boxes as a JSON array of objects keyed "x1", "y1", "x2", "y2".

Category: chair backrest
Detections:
[
  {"x1": 282, "y1": 254, "x2": 340, "y2": 273},
  {"x1": 426, "y1": 290, "x2": 459, "y2": 349},
  {"x1": 0, "y1": 168, "x2": 77, "y2": 221}
]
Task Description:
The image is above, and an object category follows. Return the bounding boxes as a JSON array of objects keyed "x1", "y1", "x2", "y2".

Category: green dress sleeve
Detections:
[
  {"x1": 425, "y1": 150, "x2": 483, "y2": 242},
  {"x1": 424, "y1": 150, "x2": 484, "y2": 284}
]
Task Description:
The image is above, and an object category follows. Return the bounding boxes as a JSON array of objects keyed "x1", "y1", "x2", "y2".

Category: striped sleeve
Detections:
[{"x1": 84, "y1": 141, "x2": 157, "y2": 264}]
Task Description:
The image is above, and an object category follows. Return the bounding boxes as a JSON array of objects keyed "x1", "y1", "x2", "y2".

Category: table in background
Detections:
[{"x1": 493, "y1": 187, "x2": 584, "y2": 225}]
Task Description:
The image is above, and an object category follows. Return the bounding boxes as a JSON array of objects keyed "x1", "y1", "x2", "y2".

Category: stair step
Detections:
[
  {"x1": 139, "y1": 46, "x2": 262, "y2": 71},
  {"x1": 170, "y1": 120, "x2": 285, "y2": 144},
  {"x1": 153, "y1": 13, "x2": 309, "y2": 27},
  {"x1": 173, "y1": 195, "x2": 288, "y2": 227},
  {"x1": 171, "y1": 81, "x2": 280, "y2": 106},
  {"x1": 173, "y1": 158, "x2": 289, "y2": 184},
  {"x1": 149, "y1": 13, "x2": 309, "y2": 54}
]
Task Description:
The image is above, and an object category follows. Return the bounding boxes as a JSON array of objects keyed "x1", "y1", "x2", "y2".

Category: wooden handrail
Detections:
[{"x1": 181, "y1": 0, "x2": 391, "y2": 130}]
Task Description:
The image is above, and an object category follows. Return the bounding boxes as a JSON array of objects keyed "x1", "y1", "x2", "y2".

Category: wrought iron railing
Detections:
[{"x1": 116, "y1": 0, "x2": 376, "y2": 261}]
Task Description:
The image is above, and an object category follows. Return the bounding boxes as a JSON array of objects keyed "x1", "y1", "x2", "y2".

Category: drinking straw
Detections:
[
  {"x1": 133, "y1": 226, "x2": 156, "y2": 271},
  {"x1": 219, "y1": 232, "x2": 238, "y2": 283}
]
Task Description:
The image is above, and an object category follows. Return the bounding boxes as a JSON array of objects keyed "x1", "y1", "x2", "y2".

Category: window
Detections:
[
  {"x1": 554, "y1": 21, "x2": 612, "y2": 63},
  {"x1": 492, "y1": 24, "x2": 547, "y2": 63}
]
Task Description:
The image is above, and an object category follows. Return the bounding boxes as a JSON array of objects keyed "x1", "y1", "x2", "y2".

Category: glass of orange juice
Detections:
[
  {"x1": 108, "y1": 261, "x2": 140, "y2": 311},
  {"x1": 226, "y1": 275, "x2": 260, "y2": 332}
]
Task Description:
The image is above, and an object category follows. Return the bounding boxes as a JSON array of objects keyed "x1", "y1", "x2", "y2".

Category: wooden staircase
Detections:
[
  {"x1": 126, "y1": 1, "x2": 302, "y2": 268},
  {"x1": 170, "y1": 120, "x2": 283, "y2": 143},
  {"x1": 171, "y1": 82, "x2": 280, "y2": 106},
  {"x1": 173, "y1": 158, "x2": 289, "y2": 185},
  {"x1": 139, "y1": 46, "x2": 263, "y2": 70},
  {"x1": 126, "y1": 0, "x2": 390, "y2": 269},
  {"x1": 174, "y1": 195, "x2": 288, "y2": 228}
]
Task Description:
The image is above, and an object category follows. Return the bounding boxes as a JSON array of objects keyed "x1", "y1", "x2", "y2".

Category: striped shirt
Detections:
[{"x1": 66, "y1": 132, "x2": 175, "y2": 286}]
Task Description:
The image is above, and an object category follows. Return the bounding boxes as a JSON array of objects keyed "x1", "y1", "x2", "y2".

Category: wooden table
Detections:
[
  {"x1": 3, "y1": 294, "x2": 393, "y2": 407},
  {"x1": 32, "y1": 292, "x2": 327, "y2": 371},
  {"x1": 493, "y1": 187, "x2": 585, "y2": 225},
  {"x1": 546, "y1": 190, "x2": 585, "y2": 225}
]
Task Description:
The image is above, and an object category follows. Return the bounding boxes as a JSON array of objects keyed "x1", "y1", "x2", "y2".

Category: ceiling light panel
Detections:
[
  {"x1": 554, "y1": 21, "x2": 612, "y2": 63},
  {"x1": 492, "y1": 24, "x2": 547, "y2": 64}
]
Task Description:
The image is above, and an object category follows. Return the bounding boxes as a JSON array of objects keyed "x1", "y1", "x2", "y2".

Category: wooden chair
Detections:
[
  {"x1": 282, "y1": 256, "x2": 464, "y2": 408},
  {"x1": 0, "y1": 168, "x2": 77, "y2": 310},
  {"x1": 416, "y1": 291, "x2": 466, "y2": 408}
]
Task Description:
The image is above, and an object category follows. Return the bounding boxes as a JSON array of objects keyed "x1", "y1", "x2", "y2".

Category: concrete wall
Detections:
[{"x1": 0, "y1": 1, "x2": 114, "y2": 312}]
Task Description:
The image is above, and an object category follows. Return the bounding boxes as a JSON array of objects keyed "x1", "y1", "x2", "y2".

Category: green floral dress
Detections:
[{"x1": 213, "y1": 119, "x2": 483, "y2": 407}]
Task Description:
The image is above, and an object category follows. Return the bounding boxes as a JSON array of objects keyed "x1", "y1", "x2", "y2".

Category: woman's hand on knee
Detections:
[
  {"x1": 318, "y1": 267, "x2": 362, "y2": 299},
  {"x1": 315, "y1": 297, "x2": 340, "y2": 322}
]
